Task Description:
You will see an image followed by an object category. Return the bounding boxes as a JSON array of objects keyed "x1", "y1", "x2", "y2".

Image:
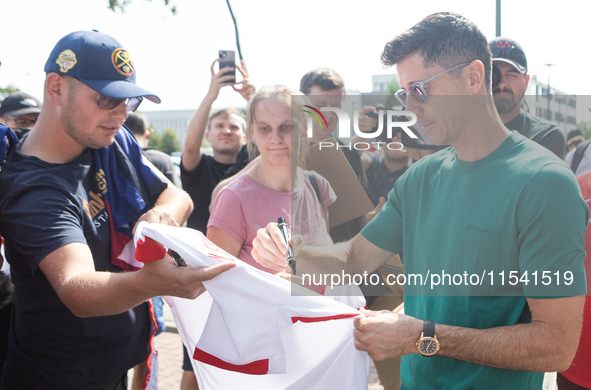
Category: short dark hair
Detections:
[
  {"x1": 299, "y1": 68, "x2": 346, "y2": 95},
  {"x1": 207, "y1": 108, "x2": 246, "y2": 132},
  {"x1": 381, "y1": 12, "x2": 492, "y2": 91},
  {"x1": 567, "y1": 135, "x2": 586, "y2": 149},
  {"x1": 125, "y1": 111, "x2": 150, "y2": 136},
  {"x1": 567, "y1": 129, "x2": 583, "y2": 141}
]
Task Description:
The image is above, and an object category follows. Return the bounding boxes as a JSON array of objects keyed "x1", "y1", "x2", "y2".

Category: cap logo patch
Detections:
[
  {"x1": 496, "y1": 41, "x2": 511, "y2": 55},
  {"x1": 21, "y1": 99, "x2": 38, "y2": 107},
  {"x1": 56, "y1": 50, "x2": 77, "y2": 73},
  {"x1": 111, "y1": 48, "x2": 134, "y2": 76}
]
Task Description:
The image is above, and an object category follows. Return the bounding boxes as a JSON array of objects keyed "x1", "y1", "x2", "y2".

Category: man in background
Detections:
[
  {"x1": 300, "y1": 68, "x2": 371, "y2": 243},
  {"x1": 489, "y1": 37, "x2": 565, "y2": 158},
  {"x1": 127, "y1": 111, "x2": 181, "y2": 187},
  {"x1": 0, "y1": 91, "x2": 42, "y2": 140}
]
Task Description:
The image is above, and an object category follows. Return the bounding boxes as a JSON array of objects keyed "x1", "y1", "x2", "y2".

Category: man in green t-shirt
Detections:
[{"x1": 251, "y1": 12, "x2": 587, "y2": 390}]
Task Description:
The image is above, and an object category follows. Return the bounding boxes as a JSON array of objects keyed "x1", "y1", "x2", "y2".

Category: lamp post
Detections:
[
  {"x1": 496, "y1": 0, "x2": 501, "y2": 36},
  {"x1": 544, "y1": 64, "x2": 554, "y2": 121}
]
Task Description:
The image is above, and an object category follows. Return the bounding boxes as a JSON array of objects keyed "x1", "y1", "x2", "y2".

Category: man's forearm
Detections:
[
  {"x1": 152, "y1": 184, "x2": 193, "y2": 226},
  {"x1": 357, "y1": 295, "x2": 583, "y2": 373},
  {"x1": 437, "y1": 321, "x2": 575, "y2": 372},
  {"x1": 44, "y1": 243, "x2": 233, "y2": 318},
  {"x1": 433, "y1": 295, "x2": 585, "y2": 372},
  {"x1": 59, "y1": 269, "x2": 154, "y2": 317},
  {"x1": 182, "y1": 94, "x2": 216, "y2": 170}
]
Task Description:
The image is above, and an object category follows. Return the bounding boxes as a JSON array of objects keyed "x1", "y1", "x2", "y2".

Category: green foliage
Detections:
[
  {"x1": 0, "y1": 85, "x2": 21, "y2": 103},
  {"x1": 160, "y1": 128, "x2": 181, "y2": 155},
  {"x1": 148, "y1": 130, "x2": 162, "y2": 149},
  {"x1": 108, "y1": 0, "x2": 176, "y2": 14},
  {"x1": 577, "y1": 121, "x2": 591, "y2": 140},
  {"x1": 387, "y1": 79, "x2": 401, "y2": 95},
  {"x1": 147, "y1": 128, "x2": 181, "y2": 154},
  {"x1": 385, "y1": 79, "x2": 402, "y2": 109},
  {"x1": 108, "y1": 0, "x2": 131, "y2": 12}
]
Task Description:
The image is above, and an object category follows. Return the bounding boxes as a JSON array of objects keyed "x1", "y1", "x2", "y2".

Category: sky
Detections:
[{"x1": 2, "y1": 0, "x2": 590, "y2": 120}]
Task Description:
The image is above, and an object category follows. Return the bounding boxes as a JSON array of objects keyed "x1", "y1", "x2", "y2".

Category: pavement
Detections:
[{"x1": 129, "y1": 300, "x2": 384, "y2": 390}]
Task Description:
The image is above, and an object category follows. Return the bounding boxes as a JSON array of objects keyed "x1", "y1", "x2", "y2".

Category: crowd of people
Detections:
[{"x1": 0, "y1": 10, "x2": 589, "y2": 390}]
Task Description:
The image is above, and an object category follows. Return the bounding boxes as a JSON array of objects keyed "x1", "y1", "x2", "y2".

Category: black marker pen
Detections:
[{"x1": 277, "y1": 217, "x2": 296, "y2": 275}]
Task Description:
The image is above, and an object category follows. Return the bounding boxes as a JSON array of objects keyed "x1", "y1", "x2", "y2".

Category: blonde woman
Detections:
[{"x1": 207, "y1": 85, "x2": 335, "y2": 274}]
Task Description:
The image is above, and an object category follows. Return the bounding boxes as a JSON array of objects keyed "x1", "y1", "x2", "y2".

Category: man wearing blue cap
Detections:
[{"x1": 0, "y1": 31, "x2": 234, "y2": 389}]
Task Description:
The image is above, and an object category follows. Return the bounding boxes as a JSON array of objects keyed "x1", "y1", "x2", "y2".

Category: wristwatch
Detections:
[{"x1": 416, "y1": 320, "x2": 440, "y2": 357}]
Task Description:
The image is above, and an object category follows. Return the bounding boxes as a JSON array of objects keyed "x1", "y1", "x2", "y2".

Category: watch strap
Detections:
[{"x1": 423, "y1": 319, "x2": 435, "y2": 338}]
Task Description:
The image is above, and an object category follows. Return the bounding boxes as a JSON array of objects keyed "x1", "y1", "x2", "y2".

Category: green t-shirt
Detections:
[{"x1": 361, "y1": 131, "x2": 588, "y2": 390}]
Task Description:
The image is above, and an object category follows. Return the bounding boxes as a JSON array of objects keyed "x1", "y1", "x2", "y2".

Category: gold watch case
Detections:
[{"x1": 416, "y1": 334, "x2": 440, "y2": 356}]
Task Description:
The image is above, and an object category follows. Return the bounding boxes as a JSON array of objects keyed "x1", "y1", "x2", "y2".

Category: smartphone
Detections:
[{"x1": 218, "y1": 50, "x2": 236, "y2": 83}]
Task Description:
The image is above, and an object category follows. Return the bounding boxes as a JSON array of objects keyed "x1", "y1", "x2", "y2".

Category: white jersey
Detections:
[{"x1": 134, "y1": 222, "x2": 370, "y2": 390}]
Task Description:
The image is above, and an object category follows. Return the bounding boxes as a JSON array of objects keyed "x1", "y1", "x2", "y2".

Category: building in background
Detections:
[
  {"x1": 144, "y1": 110, "x2": 194, "y2": 149},
  {"x1": 524, "y1": 75, "x2": 577, "y2": 135},
  {"x1": 371, "y1": 74, "x2": 398, "y2": 94}
]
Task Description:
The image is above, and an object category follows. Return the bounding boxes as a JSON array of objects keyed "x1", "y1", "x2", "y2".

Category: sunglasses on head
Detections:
[
  {"x1": 395, "y1": 62, "x2": 470, "y2": 107},
  {"x1": 97, "y1": 95, "x2": 143, "y2": 112}
]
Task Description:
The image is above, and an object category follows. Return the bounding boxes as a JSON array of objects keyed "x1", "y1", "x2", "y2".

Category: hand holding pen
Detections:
[
  {"x1": 277, "y1": 217, "x2": 296, "y2": 275},
  {"x1": 250, "y1": 221, "x2": 304, "y2": 273}
]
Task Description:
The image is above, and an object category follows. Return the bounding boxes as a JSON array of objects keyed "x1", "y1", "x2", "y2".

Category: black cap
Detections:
[
  {"x1": 489, "y1": 37, "x2": 527, "y2": 74},
  {"x1": 0, "y1": 92, "x2": 42, "y2": 117}
]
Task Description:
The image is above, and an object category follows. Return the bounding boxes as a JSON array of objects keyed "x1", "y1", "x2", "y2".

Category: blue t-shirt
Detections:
[
  {"x1": 361, "y1": 132, "x2": 588, "y2": 390},
  {"x1": 0, "y1": 137, "x2": 165, "y2": 388}
]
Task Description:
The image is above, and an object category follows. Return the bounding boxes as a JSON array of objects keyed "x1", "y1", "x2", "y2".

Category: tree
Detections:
[
  {"x1": 0, "y1": 85, "x2": 20, "y2": 103},
  {"x1": 160, "y1": 128, "x2": 181, "y2": 155},
  {"x1": 108, "y1": 0, "x2": 176, "y2": 14},
  {"x1": 148, "y1": 129, "x2": 162, "y2": 150},
  {"x1": 577, "y1": 121, "x2": 591, "y2": 140},
  {"x1": 385, "y1": 79, "x2": 401, "y2": 109}
]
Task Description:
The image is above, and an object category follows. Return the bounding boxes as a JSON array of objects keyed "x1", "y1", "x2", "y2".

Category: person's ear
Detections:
[
  {"x1": 467, "y1": 60, "x2": 486, "y2": 93},
  {"x1": 46, "y1": 73, "x2": 68, "y2": 106}
]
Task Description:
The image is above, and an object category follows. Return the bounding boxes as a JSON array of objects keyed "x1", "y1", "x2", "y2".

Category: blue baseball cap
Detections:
[{"x1": 44, "y1": 30, "x2": 160, "y2": 104}]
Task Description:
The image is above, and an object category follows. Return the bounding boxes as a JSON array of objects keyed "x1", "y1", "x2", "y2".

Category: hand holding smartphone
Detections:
[{"x1": 218, "y1": 50, "x2": 236, "y2": 84}]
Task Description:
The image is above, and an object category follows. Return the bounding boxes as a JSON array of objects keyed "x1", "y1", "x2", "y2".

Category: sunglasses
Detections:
[
  {"x1": 97, "y1": 95, "x2": 143, "y2": 112},
  {"x1": 395, "y1": 62, "x2": 470, "y2": 106},
  {"x1": 5, "y1": 115, "x2": 38, "y2": 129}
]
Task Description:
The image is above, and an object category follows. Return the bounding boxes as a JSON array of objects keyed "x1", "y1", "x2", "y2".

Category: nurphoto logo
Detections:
[
  {"x1": 304, "y1": 108, "x2": 417, "y2": 139},
  {"x1": 303, "y1": 108, "x2": 418, "y2": 151}
]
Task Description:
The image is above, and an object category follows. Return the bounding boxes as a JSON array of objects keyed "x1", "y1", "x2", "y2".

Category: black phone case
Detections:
[{"x1": 219, "y1": 50, "x2": 236, "y2": 83}]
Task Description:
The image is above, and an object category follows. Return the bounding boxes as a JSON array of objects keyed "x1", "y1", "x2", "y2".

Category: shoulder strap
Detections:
[
  {"x1": 305, "y1": 171, "x2": 322, "y2": 203},
  {"x1": 571, "y1": 140, "x2": 591, "y2": 174}
]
